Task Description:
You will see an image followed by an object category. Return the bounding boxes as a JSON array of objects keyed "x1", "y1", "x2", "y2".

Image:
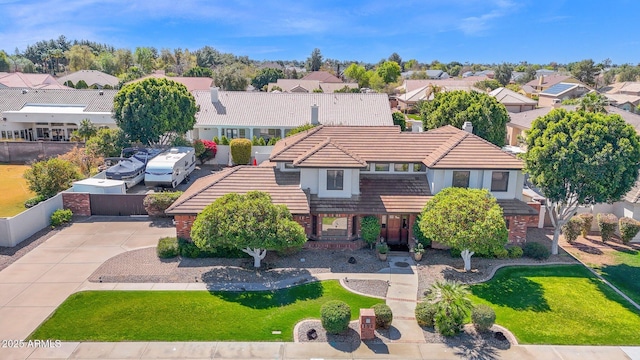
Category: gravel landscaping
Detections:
[
  {"x1": 296, "y1": 320, "x2": 403, "y2": 347},
  {"x1": 341, "y1": 279, "x2": 388, "y2": 298}
]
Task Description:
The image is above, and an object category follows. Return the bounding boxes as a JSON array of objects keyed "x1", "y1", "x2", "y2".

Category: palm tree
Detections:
[
  {"x1": 77, "y1": 119, "x2": 97, "y2": 142},
  {"x1": 577, "y1": 92, "x2": 608, "y2": 113},
  {"x1": 426, "y1": 280, "x2": 473, "y2": 336}
]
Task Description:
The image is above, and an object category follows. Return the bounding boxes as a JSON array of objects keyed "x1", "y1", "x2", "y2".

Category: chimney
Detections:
[
  {"x1": 210, "y1": 87, "x2": 219, "y2": 103},
  {"x1": 552, "y1": 98, "x2": 561, "y2": 108},
  {"x1": 311, "y1": 104, "x2": 319, "y2": 125},
  {"x1": 538, "y1": 74, "x2": 544, "y2": 87},
  {"x1": 462, "y1": 121, "x2": 473, "y2": 133}
]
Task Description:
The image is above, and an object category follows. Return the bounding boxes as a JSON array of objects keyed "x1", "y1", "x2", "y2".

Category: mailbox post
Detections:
[{"x1": 359, "y1": 308, "x2": 376, "y2": 340}]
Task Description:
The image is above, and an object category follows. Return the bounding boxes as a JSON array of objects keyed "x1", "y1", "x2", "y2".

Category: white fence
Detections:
[
  {"x1": 205, "y1": 145, "x2": 274, "y2": 166},
  {"x1": 0, "y1": 193, "x2": 63, "y2": 247}
]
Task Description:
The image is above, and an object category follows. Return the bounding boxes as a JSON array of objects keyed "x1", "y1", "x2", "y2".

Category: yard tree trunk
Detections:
[
  {"x1": 242, "y1": 247, "x2": 267, "y2": 268},
  {"x1": 548, "y1": 199, "x2": 578, "y2": 256},
  {"x1": 461, "y1": 249, "x2": 474, "y2": 272}
]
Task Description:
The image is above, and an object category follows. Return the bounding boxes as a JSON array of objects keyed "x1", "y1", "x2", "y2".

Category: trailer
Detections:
[{"x1": 144, "y1": 147, "x2": 196, "y2": 188}]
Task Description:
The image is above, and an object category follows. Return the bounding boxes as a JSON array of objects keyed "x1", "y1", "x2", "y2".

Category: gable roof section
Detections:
[
  {"x1": 165, "y1": 166, "x2": 309, "y2": 215},
  {"x1": 540, "y1": 83, "x2": 578, "y2": 96},
  {"x1": 194, "y1": 91, "x2": 393, "y2": 128},
  {"x1": 526, "y1": 74, "x2": 572, "y2": 88},
  {"x1": 57, "y1": 70, "x2": 119, "y2": 88},
  {"x1": 302, "y1": 71, "x2": 343, "y2": 83},
  {"x1": 0, "y1": 89, "x2": 117, "y2": 113},
  {"x1": 0, "y1": 72, "x2": 69, "y2": 89},
  {"x1": 293, "y1": 137, "x2": 367, "y2": 168},
  {"x1": 424, "y1": 134, "x2": 522, "y2": 169},
  {"x1": 490, "y1": 87, "x2": 537, "y2": 105},
  {"x1": 126, "y1": 73, "x2": 213, "y2": 91}
]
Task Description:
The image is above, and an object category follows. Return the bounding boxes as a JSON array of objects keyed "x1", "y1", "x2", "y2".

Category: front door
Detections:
[{"x1": 386, "y1": 215, "x2": 401, "y2": 243}]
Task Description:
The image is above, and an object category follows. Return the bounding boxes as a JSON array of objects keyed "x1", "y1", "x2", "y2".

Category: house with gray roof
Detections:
[
  {"x1": 538, "y1": 83, "x2": 590, "y2": 107},
  {"x1": 57, "y1": 70, "x2": 119, "y2": 89},
  {"x1": 0, "y1": 89, "x2": 117, "y2": 141},
  {"x1": 489, "y1": 87, "x2": 537, "y2": 113},
  {"x1": 192, "y1": 88, "x2": 393, "y2": 142}
]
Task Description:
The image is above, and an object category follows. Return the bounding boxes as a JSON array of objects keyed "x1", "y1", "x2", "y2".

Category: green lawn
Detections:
[
  {"x1": 597, "y1": 249, "x2": 640, "y2": 305},
  {"x1": 29, "y1": 280, "x2": 382, "y2": 342},
  {"x1": 0, "y1": 164, "x2": 33, "y2": 217},
  {"x1": 469, "y1": 265, "x2": 640, "y2": 345},
  {"x1": 406, "y1": 114, "x2": 421, "y2": 120}
]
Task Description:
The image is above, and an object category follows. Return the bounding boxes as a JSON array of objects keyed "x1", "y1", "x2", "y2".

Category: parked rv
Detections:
[
  {"x1": 105, "y1": 148, "x2": 162, "y2": 189},
  {"x1": 144, "y1": 147, "x2": 196, "y2": 188}
]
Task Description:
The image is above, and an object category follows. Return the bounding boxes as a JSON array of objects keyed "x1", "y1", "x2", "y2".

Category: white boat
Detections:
[
  {"x1": 144, "y1": 147, "x2": 196, "y2": 188},
  {"x1": 105, "y1": 148, "x2": 161, "y2": 189}
]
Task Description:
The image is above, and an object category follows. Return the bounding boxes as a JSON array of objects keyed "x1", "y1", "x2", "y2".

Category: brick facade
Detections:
[
  {"x1": 174, "y1": 215, "x2": 197, "y2": 239},
  {"x1": 304, "y1": 239, "x2": 366, "y2": 250},
  {"x1": 61, "y1": 192, "x2": 91, "y2": 216},
  {"x1": 505, "y1": 215, "x2": 539, "y2": 244}
]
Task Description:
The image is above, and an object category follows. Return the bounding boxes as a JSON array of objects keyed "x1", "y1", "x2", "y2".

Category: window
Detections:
[
  {"x1": 413, "y1": 163, "x2": 426, "y2": 172},
  {"x1": 380, "y1": 215, "x2": 387, "y2": 229},
  {"x1": 491, "y1": 171, "x2": 510, "y2": 192},
  {"x1": 452, "y1": 171, "x2": 470, "y2": 188},
  {"x1": 312, "y1": 215, "x2": 318, "y2": 236},
  {"x1": 327, "y1": 170, "x2": 344, "y2": 190},
  {"x1": 284, "y1": 162, "x2": 295, "y2": 169},
  {"x1": 321, "y1": 216, "x2": 348, "y2": 237},
  {"x1": 394, "y1": 163, "x2": 409, "y2": 172},
  {"x1": 352, "y1": 216, "x2": 357, "y2": 236},
  {"x1": 259, "y1": 128, "x2": 280, "y2": 138},
  {"x1": 225, "y1": 128, "x2": 238, "y2": 139},
  {"x1": 375, "y1": 163, "x2": 390, "y2": 172}
]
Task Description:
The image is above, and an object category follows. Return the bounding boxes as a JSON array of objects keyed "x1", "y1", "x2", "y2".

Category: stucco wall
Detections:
[
  {"x1": 0, "y1": 141, "x2": 83, "y2": 163},
  {"x1": 0, "y1": 194, "x2": 62, "y2": 247}
]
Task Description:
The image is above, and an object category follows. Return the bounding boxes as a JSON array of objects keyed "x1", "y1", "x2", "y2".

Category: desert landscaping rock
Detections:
[
  {"x1": 341, "y1": 279, "x2": 388, "y2": 298},
  {"x1": 422, "y1": 324, "x2": 513, "y2": 351}
]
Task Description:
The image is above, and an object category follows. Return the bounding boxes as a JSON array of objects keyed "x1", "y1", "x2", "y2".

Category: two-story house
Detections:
[{"x1": 166, "y1": 124, "x2": 538, "y2": 250}]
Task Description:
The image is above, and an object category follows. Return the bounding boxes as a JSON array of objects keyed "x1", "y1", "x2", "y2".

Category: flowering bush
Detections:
[{"x1": 194, "y1": 139, "x2": 217, "y2": 163}]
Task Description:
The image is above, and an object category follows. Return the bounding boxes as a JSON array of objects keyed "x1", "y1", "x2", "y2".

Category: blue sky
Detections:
[{"x1": 1, "y1": 0, "x2": 638, "y2": 65}]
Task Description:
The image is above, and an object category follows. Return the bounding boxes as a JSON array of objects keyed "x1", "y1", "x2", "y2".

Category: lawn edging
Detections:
[{"x1": 338, "y1": 278, "x2": 387, "y2": 300}]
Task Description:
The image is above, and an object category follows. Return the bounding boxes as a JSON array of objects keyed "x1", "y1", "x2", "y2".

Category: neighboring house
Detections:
[
  {"x1": 0, "y1": 89, "x2": 116, "y2": 141},
  {"x1": 57, "y1": 70, "x2": 119, "y2": 88},
  {"x1": 519, "y1": 84, "x2": 537, "y2": 98},
  {"x1": 603, "y1": 82, "x2": 640, "y2": 113},
  {"x1": 537, "y1": 83, "x2": 590, "y2": 107},
  {"x1": 166, "y1": 124, "x2": 538, "y2": 249},
  {"x1": 0, "y1": 72, "x2": 69, "y2": 90},
  {"x1": 267, "y1": 79, "x2": 358, "y2": 93},
  {"x1": 191, "y1": 88, "x2": 392, "y2": 142},
  {"x1": 401, "y1": 70, "x2": 450, "y2": 80},
  {"x1": 301, "y1": 71, "x2": 343, "y2": 83},
  {"x1": 525, "y1": 74, "x2": 583, "y2": 93},
  {"x1": 396, "y1": 83, "x2": 482, "y2": 111},
  {"x1": 489, "y1": 87, "x2": 538, "y2": 113},
  {"x1": 398, "y1": 78, "x2": 485, "y2": 93},
  {"x1": 126, "y1": 71, "x2": 214, "y2": 92}
]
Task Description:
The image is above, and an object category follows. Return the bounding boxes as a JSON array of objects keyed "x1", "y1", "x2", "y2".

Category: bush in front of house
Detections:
[
  {"x1": 320, "y1": 300, "x2": 352, "y2": 334},
  {"x1": 523, "y1": 242, "x2": 550, "y2": 260},
  {"x1": 507, "y1": 245, "x2": 523, "y2": 258},
  {"x1": 597, "y1": 213, "x2": 618, "y2": 243},
  {"x1": 562, "y1": 216, "x2": 583, "y2": 244},
  {"x1": 493, "y1": 247, "x2": 509, "y2": 259},
  {"x1": 619, "y1": 217, "x2": 640, "y2": 244},
  {"x1": 577, "y1": 213, "x2": 594, "y2": 237},
  {"x1": 230, "y1": 138, "x2": 252, "y2": 165},
  {"x1": 372, "y1": 303, "x2": 393, "y2": 329},
  {"x1": 360, "y1": 215, "x2": 381, "y2": 249},
  {"x1": 415, "y1": 301, "x2": 437, "y2": 327},
  {"x1": 413, "y1": 214, "x2": 432, "y2": 248},
  {"x1": 50, "y1": 209, "x2": 73, "y2": 227},
  {"x1": 471, "y1": 304, "x2": 496, "y2": 332},
  {"x1": 143, "y1": 191, "x2": 183, "y2": 217},
  {"x1": 178, "y1": 238, "x2": 201, "y2": 258},
  {"x1": 157, "y1": 237, "x2": 179, "y2": 258}
]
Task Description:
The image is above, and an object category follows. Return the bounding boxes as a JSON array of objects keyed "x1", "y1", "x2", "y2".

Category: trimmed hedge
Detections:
[
  {"x1": 493, "y1": 247, "x2": 509, "y2": 259},
  {"x1": 507, "y1": 245, "x2": 523, "y2": 258},
  {"x1": 562, "y1": 216, "x2": 583, "y2": 244},
  {"x1": 619, "y1": 217, "x2": 640, "y2": 244},
  {"x1": 372, "y1": 303, "x2": 393, "y2": 329},
  {"x1": 523, "y1": 242, "x2": 550, "y2": 260},
  {"x1": 50, "y1": 209, "x2": 72, "y2": 227},
  {"x1": 576, "y1": 213, "x2": 594, "y2": 237},
  {"x1": 143, "y1": 191, "x2": 183, "y2": 217},
  {"x1": 25, "y1": 194, "x2": 47, "y2": 208},
  {"x1": 230, "y1": 138, "x2": 252, "y2": 165},
  {"x1": 157, "y1": 237, "x2": 179, "y2": 258},
  {"x1": 320, "y1": 300, "x2": 351, "y2": 334},
  {"x1": 471, "y1": 304, "x2": 496, "y2": 332},
  {"x1": 597, "y1": 213, "x2": 618, "y2": 243},
  {"x1": 415, "y1": 301, "x2": 437, "y2": 327},
  {"x1": 413, "y1": 214, "x2": 432, "y2": 247},
  {"x1": 361, "y1": 215, "x2": 381, "y2": 249}
]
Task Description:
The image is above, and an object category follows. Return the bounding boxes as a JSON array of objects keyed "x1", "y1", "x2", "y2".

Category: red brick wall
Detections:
[
  {"x1": 62, "y1": 192, "x2": 91, "y2": 216},
  {"x1": 304, "y1": 239, "x2": 365, "y2": 250},
  {"x1": 175, "y1": 214, "x2": 196, "y2": 239},
  {"x1": 293, "y1": 215, "x2": 312, "y2": 237},
  {"x1": 506, "y1": 215, "x2": 538, "y2": 244},
  {"x1": 315, "y1": 213, "x2": 359, "y2": 241}
]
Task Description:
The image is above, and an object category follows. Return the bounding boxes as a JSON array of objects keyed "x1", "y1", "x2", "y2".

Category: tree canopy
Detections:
[
  {"x1": 306, "y1": 48, "x2": 323, "y2": 71},
  {"x1": 419, "y1": 90, "x2": 509, "y2": 147},
  {"x1": 419, "y1": 187, "x2": 508, "y2": 271},
  {"x1": 23, "y1": 158, "x2": 82, "y2": 199},
  {"x1": 113, "y1": 77, "x2": 198, "y2": 146},
  {"x1": 521, "y1": 109, "x2": 640, "y2": 254},
  {"x1": 190, "y1": 191, "x2": 307, "y2": 267},
  {"x1": 212, "y1": 64, "x2": 249, "y2": 91},
  {"x1": 494, "y1": 63, "x2": 513, "y2": 86},
  {"x1": 344, "y1": 63, "x2": 369, "y2": 88},
  {"x1": 577, "y1": 92, "x2": 608, "y2": 113},
  {"x1": 570, "y1": 59, "x2": 599, "y2": 87},
  {"x1": 376, "y1": 61, "x2": 401, "y2": 84},
  {"x1": 251, "y1": 68, "x2": 284, "y2": 91}
]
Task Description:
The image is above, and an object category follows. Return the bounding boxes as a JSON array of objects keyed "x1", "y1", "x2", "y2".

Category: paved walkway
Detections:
[{"x1": 1, "y1": 217, "x2": 639, "y2": 359}]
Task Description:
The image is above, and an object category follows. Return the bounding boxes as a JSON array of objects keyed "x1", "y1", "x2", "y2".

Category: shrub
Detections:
[
  {"x1": 320, "y1": 300, "x2": 351, "y2": 334},
  {"x1": 251, "y1": 136, "x2": 260, "y2": 146},
  {"x1": 523, "y1": 242, "x2": 550, "y2": 260},
  {"x1": 267, "y1": 137, "x2": 280, "y2": 145},
  {"x1": 24, "y1": 158, "x2": 82, "y2": 198},
  {"x1": 493, "y1": 247, "x2": 509, "y2": 259},
  {"x1": 50, "y1": 209, "x2": 72, "y2": 227},
  {"x1": 427, "y1": 281, "x2": 472, "y2": 336},
  {"x1": 372, "y1": 303, "x2": 393, "y2": 329},
  {"x1": 25, "y1": 194, "x2": 47, "y2": 208},
  {"x1": 258, "y1": 137, "x2": 266, "y2": 146},
  {"x1": 213, "y1": 136, "x2": 220, "y2": 144},
  {"x1": 562, "y1": 216, "x2": 583, "y2": 244},
  {"x1": 415, "y1": 301, "x2": 437, "y2": 327},
  {"x1": 471, "y1": 304, "x2": 496, "y2": 332},
  {"x1": 449, "y1": 247, "x2": 462, "y2": 258},
  {"x1": 286, "y1": 123, "x2": 317, "y2": 137},
  {"x1": 178, "y1": 238, "x2": 201, "y2": 258},
  {"x1": 577, "y1": 213, "x2": 594, "y2": 237},
  {"x1": 507, "y1": 245, "x2": 523, "y2": 258},
  {"x1": 157, "y1": 237, "x2": 179, "y2": 258},
  {"x1": 361, "y1": 215, "x2": 381, "y2": 249},
  {"x1": 220, "y1": 135, "x2": 230, "y2": 145},
  {"x1": 230, "y1": 138, "x2": 252, "y2": 165},
  {"x1": 413, "y1": 214, "x2": 432, "y2": 247},
  {"x1": 376, "y1": 242, "x2": 389, "y2": 254},
  {"x1": 619, "y1": 217, "x2": 640, "y2": 244},
  {"x1": 597, "y1": 213, "x2": 618, "y2": 243},
  {"x1": 276, "y1": 244, "x2": 304, "y2": 257},
  {"x1": 143, "y1": 191, "x2": 183, "y2": 217}
]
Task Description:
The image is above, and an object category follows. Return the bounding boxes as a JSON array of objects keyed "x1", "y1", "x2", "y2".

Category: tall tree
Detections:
[
  {"x1": 521, "y1": 109, "x2": 640, "y2": 254},
  {"x1": 96, "y1": 51, "x2": 118, "y2": 75},
  {"x1": 191, "y1": 191, "x2": 307, "y2": 267},
  {"x1": 343, "y1": 63, "x2": 369, "y2": 88},
  {"x1": 0, "y1": 50, "x2": 9, "y2": 72},
  {"x1": 113, "y1": 78, "x2": 198, "y2": 146},
  {"x1": 577, "y1": 92, "x2": 608, "y2": 113},
  {"x1": 66, "y1": 45, "x2": 96, "y2": 71},
  {"x1": 419, "y1": 188, "x2": 508, "y2": 271},
  {"x1": 419, "y1": 90, "x2": 509, "y2": 147},
  {"x1": 570, "y1": 59, "x2": 598, "y2": 87},
  {"x1": 77, "y1": 119, "x2": 97, "y2": 141},
  {"x1": 212, "y1": 64, "x2": 249, "y2": 91},
  {"x1": 85, "y1": 128, "x2": 129, "y2": 157},
  {"x1": 306, "y1": 48, "x2": 323, "y2": 71},
  {"x1": 183, "y1": 66, "x2": 213, "y2": 77},
  {"x1": 195, "y1": 46, "x2": 220, "y2": 68},
  {"x1": 251, "y1": 68, "x2": 284, "y2": 91},
  {"x1": 388, "y1": 52, "x2": 403, "y2": 70},
  {"x1": 114, "y1": 48, "x2": 133, "y2": 74},
  {"x1": 376, "y1": 61, "x2": 401, "y2": 84},
  {"x1": 494, "y1": 63, "x2": 513, "y2": 86},
  {"x1": 133, "y1": 47, "x2": 156, "y2": 74},
  {"x1": 616, "y1": 64, "x2": 640, "y2": 82}
]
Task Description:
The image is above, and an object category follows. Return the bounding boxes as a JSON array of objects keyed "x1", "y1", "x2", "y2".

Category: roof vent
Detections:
[
  {"x1": 211, "y1": 87, "x2": 219, "y2": 103},
  {"x1": 21, "y1": 89, "x2": 27, "y2": 94},
  {"x1": 311, "y1": 104, "x2": 319, "y2": 125},
  {"x1": 99, "y1": 90, "x2": 104, "y2": 95},
  {"x1": 462, "y1": 121, "x2": 473, "y2": 134}
]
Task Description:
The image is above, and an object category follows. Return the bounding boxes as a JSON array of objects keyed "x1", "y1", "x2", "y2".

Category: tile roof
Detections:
[
  {"x1": 400, "y1": 79, "x2": 481, "y2": 92},
  {"x1": 57, "y1": 70, "x2": 119, "y2": 88},
  {"x1": 165, "y1": 166, "x2": 309, "y2": 215},
  {"x1": 604, "y1": 93, "x2": 640, "y2": 105},
  {"x1": 540, "y1": 83, "x2": 578, "y2": 96},
  {"x1": 270, "y1": 125, "x2": 523, "y2": 169},
  {"x1": 489, "y1": 87, "x2": 537, "y2": 105},
  {"x1": 0, "y1": 88, "x2": 117, "y2": 113},
  {"x1": 309, "y1": 174, "x2": 432, "y2": 214},
  {"x1": 398, "y1": 84, "x2": 481, "y2": 103},
  {"x1": 301, "y1": 71, "x2": 343, "y2": 83},
  {"x1": 127, "y1": 73, "x2": 213, "y2": 92},
  {"x1": 525, "y1": 74, "x2": 572, "y2": 88},
  {"x1": 496, "y1": 199, "x2": 539, "y2": 216},
  {"x1": 193, "y1": 91, "x2": 393, "y2": 128},
  {"x1": 293, "y1": 137, "x2": 367, "y2": 168},
  {"x1": 270, "y1": 79, "x2": 322, "y2": 92},
  {"x1": 0, "y1": 72, "x2": 69, "y2": 90}
]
